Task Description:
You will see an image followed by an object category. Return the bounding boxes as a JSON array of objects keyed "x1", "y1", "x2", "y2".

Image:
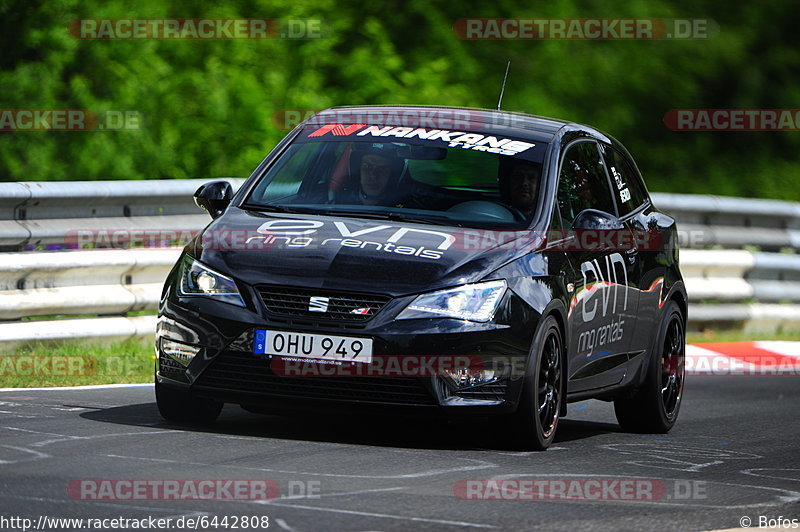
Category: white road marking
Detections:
[
  {"x1": 5, "y1": 494, "x2": 207, "y2": 514},
  {"x1": 274, "y1": 518, "x2": 297, "y2": 532},
  {"x1": 0, "y1": 444, "x2": 51, "y2": 465},
  {"x1": 3, "y1": 426, "x2": 70, "y2": 437},
  {"x1": 599, "y1": 443, "x2": 761, "y2": 473},
  {"x1": 489, "y1": 447, "x2": 568, "y2": 456},
  {"x1": 2, "y1": 426, "x2": 168, "y2": 447},
  {"x1": 275, "y1": 486, "x2": 405, "y2": 501},
  {"x1": 103, "y1": 454, "x2": 497, "y2": 480},
  {"x1": 741, "y1": 468, "x2": 800, "y2": 483},
  {"x1": 485, "y1": 473, "x2": 800, "y2": 509}
]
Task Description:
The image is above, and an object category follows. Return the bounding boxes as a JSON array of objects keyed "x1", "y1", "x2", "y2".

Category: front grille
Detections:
[
  {"x1": 454, "y1": 381, "x2": 509, "y2": 401},
  {"x1": 256, "y1": 285, "x2": 391, "y2": 322},
  {"x1": 158, "y1": 354, "x2": 184, "y2": 375},
  {"x1": 194, "y1": 350, "x2": 438, "y2": 406}
]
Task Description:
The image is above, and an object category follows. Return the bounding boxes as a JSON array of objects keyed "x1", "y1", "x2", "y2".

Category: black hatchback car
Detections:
[{"x1": 155, "y1": 106, "x2": 686, "y2": 450}]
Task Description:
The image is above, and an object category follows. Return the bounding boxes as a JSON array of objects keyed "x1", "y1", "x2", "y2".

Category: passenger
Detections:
[
  {"x1": 557, "y1": 156, "x2": 595, "y2": 223},
  {"x1": 498, "y1": 158, "x2": 542, "y2": 218}
]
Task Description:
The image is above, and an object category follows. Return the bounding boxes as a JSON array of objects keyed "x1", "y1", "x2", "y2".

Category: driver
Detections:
[
  {"x1": 498, "y1": 158, "x2": 541, "y2": 218},
  {"x1": 341, "y1": 144, "x2": 409, "y2": 206},
  {"x1": 359, "y1": 152, "x2": 397, "y2": 205}
]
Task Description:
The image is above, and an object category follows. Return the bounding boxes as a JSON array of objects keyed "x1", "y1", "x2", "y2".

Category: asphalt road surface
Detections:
[{"x1": 1, "y1": 376, "x2": 798, "y2": 531}]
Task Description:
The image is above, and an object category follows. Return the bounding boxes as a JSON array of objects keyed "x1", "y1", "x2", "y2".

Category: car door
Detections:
[
  {"x1": 599, "y1": 143, "x2": 661, "y2": 359},
  {"x1": 557, "y1": 140, "x2": 640, "y2": 392}
]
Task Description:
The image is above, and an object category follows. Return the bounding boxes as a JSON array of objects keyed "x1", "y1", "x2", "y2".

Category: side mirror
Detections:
[
  {"x1": 572, "y1": 209, "x2": 623, "y2": 231},
  {"x1": 194, "y1": 181, "x2": 233, "y2": 219}
]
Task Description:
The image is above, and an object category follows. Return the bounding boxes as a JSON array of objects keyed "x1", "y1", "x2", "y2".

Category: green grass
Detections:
[{"x1": 0, "y1": 339, "x2": 154, "y2": 388}]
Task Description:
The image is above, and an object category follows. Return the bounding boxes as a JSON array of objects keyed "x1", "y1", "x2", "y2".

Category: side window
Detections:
[
  {"x1": 251, "y1": 142, "x2": 342, "y2": 204},
  {"x1": 557, "y1": 141, "x2": 617, "y2": 227},
  {"x1": 251, "y1": 143, "x2": 316, "y2": 203},
  {"x1": 601, "y1": 145, "x2": 648, "y2": 216}
]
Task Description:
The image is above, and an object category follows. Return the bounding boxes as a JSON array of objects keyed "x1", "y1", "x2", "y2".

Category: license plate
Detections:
[{"x1": 253, "y1": 329, "x2": 373, "y2": 364}]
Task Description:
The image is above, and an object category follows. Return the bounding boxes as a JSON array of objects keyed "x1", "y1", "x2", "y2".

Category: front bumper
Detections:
[{"x1": 156, "y1": 283, "x2": 539, "y2": 417}]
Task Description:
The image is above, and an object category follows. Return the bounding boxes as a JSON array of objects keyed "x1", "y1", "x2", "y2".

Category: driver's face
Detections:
[
  {"x1": 508, "y1": 164, "x2": 540, "y2": 211},
  {"x1": 360, "y1": 154, "x2": 393, "y2": 198}
]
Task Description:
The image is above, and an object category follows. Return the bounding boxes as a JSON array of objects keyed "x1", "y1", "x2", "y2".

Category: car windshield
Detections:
[{"x1": 245, "y1": 124, "x2": 548, "y2": 229}]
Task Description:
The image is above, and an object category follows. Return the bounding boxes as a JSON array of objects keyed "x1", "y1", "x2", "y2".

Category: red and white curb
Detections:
[{"x1": 687, "y1": 341, "x2": 800, "y2": 375}]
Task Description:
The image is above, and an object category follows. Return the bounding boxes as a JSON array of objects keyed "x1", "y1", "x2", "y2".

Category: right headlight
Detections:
[
  {"x1": 397, "y1": 280, "x2": 507, "y2": 323},
  {"x1": 177, "y1": 256, "x2": 246, "y2": 307}
]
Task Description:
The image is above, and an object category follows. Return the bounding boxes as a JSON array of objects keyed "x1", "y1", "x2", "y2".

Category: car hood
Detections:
[{"x1": 193, "y1": 209, "x2": 542, "y2": 296}]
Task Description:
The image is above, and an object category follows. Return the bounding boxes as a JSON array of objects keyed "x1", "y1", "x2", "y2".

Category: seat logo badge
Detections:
[{"x1": 309, "y1": 296, "x2": 330, "y2": 313}]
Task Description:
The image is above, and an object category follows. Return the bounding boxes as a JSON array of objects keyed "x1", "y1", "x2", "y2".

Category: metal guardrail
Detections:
[
  {"x1": 2, "y1": 184, "x2": 797, "y2": 251},
  {"x1": 0, "y1": 248, "x2": 181, "y2": 319},
  {"x1": 682, "y1": 249, "x2": 800, "y2": 302},
  {"x1": 0, "y1": 178, "x2": 245, "y2": 249},
  {"x1": 651, "y1": 193, "x2": 800, "y2": 250},
  {"x1": 1, "y1": 315, "x2": 157, "y2": 348},
  {"x1": 1, "y1": 180, "x2": 800, "y2": 346}
]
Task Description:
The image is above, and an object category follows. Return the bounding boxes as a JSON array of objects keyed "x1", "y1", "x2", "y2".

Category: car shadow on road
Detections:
[{"x1": 79, "y1": 401, "x2": 626, "y2": 451}]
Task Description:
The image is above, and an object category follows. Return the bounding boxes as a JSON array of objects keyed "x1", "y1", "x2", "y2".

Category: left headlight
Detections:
[
  {"x1": 397, "y1": 280, "x2": 507, "y2": 323},
  {"x1": 177, "y1": 256, "x2": 246, "y2": 307}
]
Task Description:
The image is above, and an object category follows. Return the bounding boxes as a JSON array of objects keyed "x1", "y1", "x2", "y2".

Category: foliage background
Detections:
[{"x1": 1, "y1": 0, "x2": 798, "y2": 199}]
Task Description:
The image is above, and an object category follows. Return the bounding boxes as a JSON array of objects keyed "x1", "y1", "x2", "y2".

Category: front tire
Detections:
[
  {"x1": 504, "y1": 315, "x2": 563, "y2": 451},
  {"x1": 155, "y1": 379, "x2": 223, "y2": 423},
  {"x1": 614, "y1": 301, "x2": 685, "y2": 433}
]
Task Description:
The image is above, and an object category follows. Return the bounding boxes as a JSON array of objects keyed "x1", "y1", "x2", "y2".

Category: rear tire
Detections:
[
  {"x1": 503, "y1": 315, "x2": 563, "y2": 451},
  {"x1": 614, "y1": 301, "x2": 685, "y2": 433},
  {"x1": 155, "y1": 379, "x2": 223, "y2": 423}
]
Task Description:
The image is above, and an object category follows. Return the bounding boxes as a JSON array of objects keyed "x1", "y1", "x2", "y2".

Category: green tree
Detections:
[{"x1": 1, "y1": 0, "x2": 798, "y2": 200}]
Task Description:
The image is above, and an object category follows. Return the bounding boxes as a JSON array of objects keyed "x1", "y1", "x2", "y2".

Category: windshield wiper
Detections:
[
  {"x1": 241, "y1": 204, "x2": 457, "y2": 227},
  {"x1": 317, "y1": 209, "x2": 448, "y2": 226},
  {"x1": 239, "y1": 203, "x2": 317, "y2": 214}
]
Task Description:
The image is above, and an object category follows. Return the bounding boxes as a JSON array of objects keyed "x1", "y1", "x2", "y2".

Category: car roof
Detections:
[{"x1": 304, "y1": 105, "x2": 607, "y2": 145}]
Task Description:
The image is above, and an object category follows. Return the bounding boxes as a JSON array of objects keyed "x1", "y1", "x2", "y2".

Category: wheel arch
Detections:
[{"x1": 666, "y1": 280, "x2": 688, "y2": 326}]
